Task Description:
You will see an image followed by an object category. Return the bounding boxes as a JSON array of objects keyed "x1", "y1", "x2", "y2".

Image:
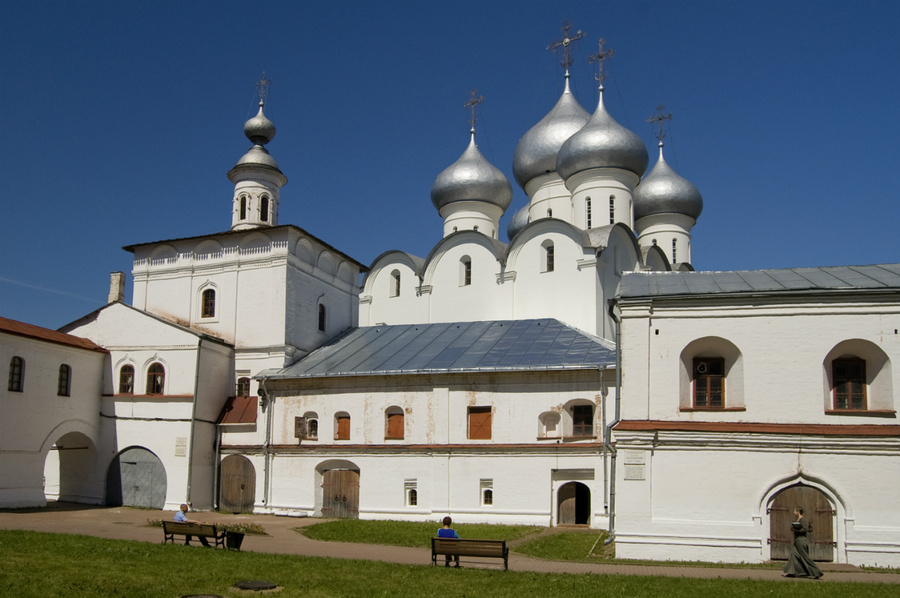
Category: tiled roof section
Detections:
[
  {"x1": 0, "y1": 316, "x2": 108, "y2": 353},
  {"x1": 620, "y1": 264, "x2": 900, "y2": 298},
  {"x1": 263, "y1": 319, "x2": 616, "y2": 380},
  {"x1": 218, "y1": 395, "x2": 258, "y2": 425}
]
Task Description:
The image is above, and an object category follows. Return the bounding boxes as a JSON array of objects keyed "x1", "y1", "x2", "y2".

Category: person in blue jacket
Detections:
[{"x1": 437, "y1": 516, "x2": 460, "y2": 567}]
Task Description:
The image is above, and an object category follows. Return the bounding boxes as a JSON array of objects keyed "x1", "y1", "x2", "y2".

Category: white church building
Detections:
[{"x1": 2, "y1": 35, "x2": 898, "y2": 567}]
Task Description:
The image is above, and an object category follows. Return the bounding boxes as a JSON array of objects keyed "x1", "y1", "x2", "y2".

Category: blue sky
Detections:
[{"x1": 2, "y1": 1, "x2": 898, "y2": 329}]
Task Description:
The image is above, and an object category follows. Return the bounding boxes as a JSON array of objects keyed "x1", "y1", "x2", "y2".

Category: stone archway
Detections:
[
  {"x1": 768, "y1": 484, "x2": 835, "y2": 562},
  {"x1": 219, "y1": 455, "x2": 256, "y2": 513},
  {"x1": 43, "y1": 431, "x2": 100, "y2": 504},
  {"x1": 557, "y1": 481, "x2": 591, "y2": 525},
  {"x1": 106, "y1": 447, "x2": 167, "y2": 508}
]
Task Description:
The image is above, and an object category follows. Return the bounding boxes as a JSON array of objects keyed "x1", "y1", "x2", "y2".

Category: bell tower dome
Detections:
[{"x1": 228, "y1": 75, "x2": 287, "y2": 231}]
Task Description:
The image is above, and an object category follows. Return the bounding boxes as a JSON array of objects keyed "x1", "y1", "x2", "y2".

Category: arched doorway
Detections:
[
  {"x1": 321, "y1": 469, "x2": 359, "y2": 519},
  {"x1": 768, "y1": 484, "x2": 834, "y2": 562},
  {"x1": 106, "y1": 447, "x2": 167, "y2": 508},
  {"x1": 557, "y1": 482, "x2": 591, "y2": 525},
  {"x1": 219, "y1": 455, "x2": 255, "y2": 513},
  {"x1": 43, "y1": 431, "x2": 100, "y2": 504}
]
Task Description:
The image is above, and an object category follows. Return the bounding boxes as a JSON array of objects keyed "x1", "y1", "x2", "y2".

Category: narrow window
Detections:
[
  {"x1": 672, "y1": 239, "x2": 678, "y2": 263},
  {"x1": 146, "y1": 362, "x2": 165, "y2": 395},
  {"x1": 473, "y1": 225, "x2": 479, "y2": 232},
  {"x1": 119, "y1": 365, "x2": 134, "y2": 394},
  {"x1": 386, "y1": 407, "x2": 405, "y2": 439},
  {"x1": 833, "y1": 358, "x2": 867, "y2": 410},
  {"x1": 547, "y1": 208, "x2": 553, "y2": 218},
  {"x1": 693, "y1": 357, "x2": 725, "y2": 408},
  {"x1": 236, "y1": 377, "x2": 251, "y2": 396},
  {"x1": 390, "y1": 270, "x2": 400, "y2": 298},
  {"x1": 240, "y1": 196, "x2": 247, "y2": 220},
  {"x1": 586, "y1": 196, "x2": 592, "y2": 229},
  {"x1": 201, "y1": 288, "x2": 216, "y2": 318},
  {"x1": 57, "y1": 364, "x2": 71, "y2": 397},
  {"x1": 318, "y1": 303, "x2": 326, "y2": 332},
  {"x1": 480, "y1": 479, "x2": 494, "y2": 506},
  {"x1": 609, "y1": 195, "x2": 615, "y2": 224},
  {"x1": 468, "y1": 406, "x2": 492, "y2": 440},
  {"x1": 572, "y1": 405, "x2": 593, "y2": 437},
  {"x1": 460, "y1": 257, "x2": 472, "y2": 286},
  {"x1": 307, "y1": 418, "x2": 318, "y2": 439},
  {"x1": 260, "y1": 195, "x2": 269, "y2": 222},
  {"x1": 335, "y1": 413, "x2": 350, "y2": 440},
  {"x1": 8, "y1": 356, "x2": 25, "y2": 392},
  {"x1": 405, "y1": 480, "x2": 418, "y2": 506},
  {"x1": 545, "y1": 243, "x2": 555, "y2": 273}
]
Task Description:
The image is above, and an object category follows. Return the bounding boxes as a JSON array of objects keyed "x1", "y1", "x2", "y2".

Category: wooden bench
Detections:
[
  {"x1": 162, "y1": 521, "x2": 226, "y2": 549},
  {"x1": 431, "y1": 538, "x2": 509, "y2": 570}
]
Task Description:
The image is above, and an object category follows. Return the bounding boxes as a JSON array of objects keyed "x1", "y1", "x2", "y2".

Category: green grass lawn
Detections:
[
  {"x1": 298, "y1": 518, "x2": 541, "y2": 547},
  {"x1": 1, "y1": 529, "x2": 894, "y2": 598}
]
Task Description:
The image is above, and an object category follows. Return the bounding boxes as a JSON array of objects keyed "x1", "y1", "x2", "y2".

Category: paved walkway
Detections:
[{"x1": 1, "y1": 502, "x2": 897, "y2": 584}]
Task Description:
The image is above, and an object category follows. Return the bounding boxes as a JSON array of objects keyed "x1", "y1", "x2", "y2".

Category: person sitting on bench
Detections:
[
  {"x1": 437, "y1": 516, "x2": 460, "y2": 567},
  {"x1": 174, "y1": 503, "x2": 210, "y2": 547}
]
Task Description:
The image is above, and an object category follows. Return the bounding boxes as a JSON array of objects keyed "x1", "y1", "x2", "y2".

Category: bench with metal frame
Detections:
[
  {"x1": 431, "y1": 537, "x2": 509, "y2": 570},
  {"x1": 162, "y1": 521, "x2": 226, "y2": 549}
]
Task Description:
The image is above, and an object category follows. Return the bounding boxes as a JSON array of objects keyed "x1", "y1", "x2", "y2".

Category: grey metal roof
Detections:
[
  {"x1": 262, "y1": 319, "x2": 616, "y2": 380},
  {"x1": 619, "y1": 264, "x2": 900, "y2": 298}
]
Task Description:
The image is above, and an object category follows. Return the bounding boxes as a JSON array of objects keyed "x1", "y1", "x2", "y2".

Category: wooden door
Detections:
[
  {"x1": 557, "y1": 482, "x2": 590, "y2": 525},
  {"x1": 769, "y1": 485, "x2": 834, "y2": 561},
  {"x1": 322, "y1": 469, "x2": 359, "y2": 519},
  {"x1": 219, "y1": 455, "x2": 256, "y2": 513}
]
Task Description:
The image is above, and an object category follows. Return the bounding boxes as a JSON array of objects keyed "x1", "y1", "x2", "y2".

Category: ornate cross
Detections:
[
  {"x1": 256, "y1": 72, "x2": 271, "y2": 104},
  {"x1": 548, "y1": 21, "x2": 586, "y2": 72},
  {"x1": 588, "y1": 39, "x2": 615, "y2": 85},
  {"x1": 647, "y1": 104, "x2": 673, "y2": 142},
  {"x1": 465, "y1": 88, "x2": 484, "y2": 130}
]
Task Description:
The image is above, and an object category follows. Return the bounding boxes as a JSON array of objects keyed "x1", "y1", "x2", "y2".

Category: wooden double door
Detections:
[
  {"x1": 768, "y1": 485, "x2": 834, "y2": 561},
  {"x1": 219, "y1": 455, "x2": 256, "y2": 513},
  {"x1": 321, "y1": 469, "x2": 359, "y2": 519}
]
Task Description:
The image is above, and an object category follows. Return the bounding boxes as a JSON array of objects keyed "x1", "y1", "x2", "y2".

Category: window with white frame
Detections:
[
  {"x1": 460, "y1": 256, "x2": 472, "y2": 286},
  {"x1": 405, "y1": 479, "x2": 417, "y2": 506},
  {"x1": 118, "y1": 365, "x2": 134, "y2": 394},
  {"x1": 390, "y1": 270, "x2": 400, "y2": 298},
  {"x1": 480, "y1": 479, "x2": 493, "y2": 506}
]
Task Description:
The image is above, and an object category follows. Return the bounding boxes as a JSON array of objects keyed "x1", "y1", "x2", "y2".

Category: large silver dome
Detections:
[
  {"x1": 634, "y1": 143, "x2": 703, "y2": 220},
  {"x1": 431, "y1": 133, "x2": 512, "y2": 211},
  {"x1": 506, "y1": 203, "x2": 530, "y2": 241},
  {"x1": 557, "y1": 90, "x2": 648, "y2": 180},
  {"x1": 512, "y1": 78, "x2": 589, "y2": 190}
]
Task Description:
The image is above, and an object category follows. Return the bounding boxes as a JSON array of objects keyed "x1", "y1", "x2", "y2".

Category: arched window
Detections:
[
  {"x1": 236, "y1": 377, "x2": 251, "y2": 397},
  {"x1": 201, "y1": 288, "x2": 216, "y2": 318},
  {"x1": 460, "y1": 257, "x2": 472, "y2": 287},
  {"x1": 119, "y1": 365, "x2": 134, "y2": 394},
  {"x1": 571, "y1": 404, "x2": 594, "y2": 437},
  {"x1": 260, "y1": 195, "x2": 269, "y2": 222},
  {"x1": 390, "y1": 270, "x2": 401, "y2": 298},
  {"x1": 385, "y1": 406, "x2": 404, "y2": 439},
  {"x1": 542, "y1": 241, "x2": 555, "y2": 273},
  {"x1": 481, "y1": 479, "x2": 493, "y2": 505},
  {"x1": 335, "y1": 412, "x2": 350, "y2": 440},
  {"x1": 304, "y1": 411, "x2": 319, "y2": 439},
  {"x1": 8, "y1": 356, "x2": 24, "y2": 392},
  {"x1": 318, "y1": 303, "x2": 327, "y2": 332},
  {"x1": 146, "y1": 363, "x2": 165, "y2": 395},
  {"x1": 832, "y1": 358, "x2": 866, "y2": 410},
  {"x1": 240, "y1": 195, "x2": 247, "y2": 220},
  {"x1": 57, "y1": 364, "x2": 71, "y2": 397},
  {"x1": 547, "y1": 208, "x2": 553, "y2": 218},
  {"x1": 539, "y1": 411, "x2": 561, "y2": 438},
  {"x1": 408, "y1": 488, "x2": 418, "y2": 506}
]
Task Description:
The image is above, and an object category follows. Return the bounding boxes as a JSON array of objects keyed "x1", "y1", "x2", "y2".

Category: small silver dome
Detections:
[
  {"x1": 557, "y1": 89, "x2": 648, "y2": 180},
  {"x1": 512, "y1": 78, "x2": 590, "y2": 190},
  {"x1": 235, "y1": 144, "x2": 280, "y2": 170},
  {"x1": 244, "y1": 101, "x2": 276, "y2": 144},
  {"x1": 634, "y1": 143, "x2": 703, "y2": 220},
  {"x1": 506, "y1": 203, "x2": 530, "y2": 241},
  {"x1": 431, "y1": 133, "x2": 513, "y2": 212}
]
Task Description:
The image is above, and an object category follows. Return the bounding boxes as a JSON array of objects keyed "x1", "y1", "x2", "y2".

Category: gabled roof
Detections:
[
  {"x1": 261, "y1": 319, "x2": 615, "y2": 380},
  {"x1": 0, "y1": 316, "x2": 108, "y2": 354},
  {"x1": 619, "y1": 264, "x2": 900, "y2": 299}
]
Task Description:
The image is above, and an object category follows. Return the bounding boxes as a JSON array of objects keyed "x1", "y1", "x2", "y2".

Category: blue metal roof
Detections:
[
  {"x1": 263, "y1": 319, "x2": 616, "y2": 379},
  {"x1": 619, "y1": 264, "x2": 900, "y2": 298}
]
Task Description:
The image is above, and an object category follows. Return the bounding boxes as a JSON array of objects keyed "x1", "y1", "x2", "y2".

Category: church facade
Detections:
[{"x1": 2, "y1": 37, "x2": 898, "y2": 567}]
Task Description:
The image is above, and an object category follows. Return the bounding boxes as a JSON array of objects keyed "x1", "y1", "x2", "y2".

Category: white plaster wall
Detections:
[
  {"x1": 360, "y1": 259, "x2": 427, "y2": 326},
  {"x1": 425, "y1": 240, "x2": 511, "y2": 324}
]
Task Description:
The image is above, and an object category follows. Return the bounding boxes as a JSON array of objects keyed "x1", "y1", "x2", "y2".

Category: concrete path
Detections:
[{"x1": 1, "y1": 502, "x2": 897, "y2": 584}]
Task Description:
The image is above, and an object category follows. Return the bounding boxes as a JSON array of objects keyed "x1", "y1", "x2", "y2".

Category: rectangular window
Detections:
[
  {"x1": 201, "y1": 289, "x2": 216, "y2": 318},
  {"x1": 335, "y1": 415, "x2": 350, "y2": 440},
  {"x1": 609, "y1": 196, "x2": 615, "y2": 224},
  {"x1": 480, "y1": 479, "x2": 493, "y2": 506},
  {"x1": 405, "y1": 480, "x2": 417, "y2": 506},
  {"x1": 586, "y1": 197, "x2": 592, "y2": 229},
  {"x1": 572, "y1": 405, "x2": 593, "y2": 437},
  {"x1": 468, "y1": 406, "x2": 492, "y2": 440},
  {"x1": 693, "y1": 357, "x2": 725, "y2": 408},
  {"x1": 672, "y1": 239, "x2": 678, "y2": 263},
  {"x1": 57, "y1": 364, "x2": 71, "y2": 397},
  {"x1": 546, "y1": 245, "x2": 554, "y2": 272},
  {"x1": 833, "y1": 358, "x2": 866, "y2": 410},
  {"x1": 386, "y1": 412, "x2": 404, "y2": 439},
  {"x1": 8, "y1": 356, "x2": 24, "y2": 392}
]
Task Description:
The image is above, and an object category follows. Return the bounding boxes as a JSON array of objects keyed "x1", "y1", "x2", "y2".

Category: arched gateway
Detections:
[{"x1": 768, "y1": 484, "x2": 835, "y2": 562}]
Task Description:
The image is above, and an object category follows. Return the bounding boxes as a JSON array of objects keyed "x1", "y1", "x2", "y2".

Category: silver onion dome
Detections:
[
  {"x1": 506, "y1": 203, "x2": 530, "y2": 241},
  {"x1": 557, "y1": 88, "x2": 648, "y2": 181},
  {"x1": 512, "y1": 78, "x2": 590, "y2": 190},
  {"x1": 431, "y1": 132, "x2": 513, "y2": 212},
  {"x1": 244, "y1": 101, "x2": 276, "y2": 144},
  {"x1": 634, "y1": 142, "x2": 703, "y2": 220}
]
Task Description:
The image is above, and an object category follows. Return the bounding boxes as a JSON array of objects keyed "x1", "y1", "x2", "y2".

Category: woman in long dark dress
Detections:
[{"x1": 783, "y1": 507, "x2": 823, "y2": 579}]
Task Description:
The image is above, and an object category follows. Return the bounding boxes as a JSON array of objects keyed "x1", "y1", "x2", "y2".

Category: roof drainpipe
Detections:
[
  {"x1": 187, "y1": 339, "x2": 203, "y2": 507},
  {"x1": 604, "y1": 298, "x2": 622, "y2": 546},
  {"x1": 259, "y1": 376, "x2": 272, "y2": 508}
]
